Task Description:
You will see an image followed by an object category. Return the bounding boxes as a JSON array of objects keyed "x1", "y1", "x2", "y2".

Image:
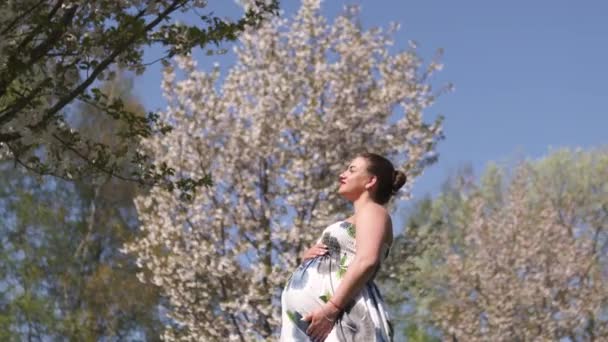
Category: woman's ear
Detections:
[{"x1": 365, "y1": 175, "x2": 377, "y2": 191}]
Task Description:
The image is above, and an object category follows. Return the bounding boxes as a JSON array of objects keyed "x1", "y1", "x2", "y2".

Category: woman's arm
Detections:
[
  {"x1": 329, "y1": 205, "x2": 389, "y2": 309},
  {"x1": 303, "y1": 205, "x2": 390, "y2": 340}
]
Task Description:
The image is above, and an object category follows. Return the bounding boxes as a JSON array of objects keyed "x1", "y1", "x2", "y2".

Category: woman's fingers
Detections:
[
  {"x1": 309, "y1": 321, "x2": 329, "y2": 342},
  {"x1": 309, "y1": 246, "x2": 325, "y2": 257},
  {"x1": 303, "y1": 244, "x2": 329, "y2": 260},
  {"x1": 308, "y1": 317, "x2": 320, "y2": 334},
  {"x1": 306, "y1": 317, "x2": 316, "y2": 336},
  {"x1": 316, "y1": 246, "x2": 328, "y2": 256}
]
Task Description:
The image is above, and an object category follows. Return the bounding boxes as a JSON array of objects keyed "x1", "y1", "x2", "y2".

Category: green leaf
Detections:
[
  {"x1": 347, "y1": 224, "x2": 356, "y2": 238},
  {"x1": 337, "y1": 254, "x2": 348, "y2": 278},
  {"x1": 319, "y1": 293, "x2": 330, "y2": 303},
  {"x1": 286, "y1": 310, "x2": 296, "y2": 323}
]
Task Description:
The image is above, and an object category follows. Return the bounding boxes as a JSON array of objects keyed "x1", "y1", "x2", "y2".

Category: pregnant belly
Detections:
[{"x1": 282, "y1": 257, "x2": 337, "y2": 313}]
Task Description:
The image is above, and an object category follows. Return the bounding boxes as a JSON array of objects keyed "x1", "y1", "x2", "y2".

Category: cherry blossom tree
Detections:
[{"x1": 124, "y1": 0, "x2": 446, "y2": 340}]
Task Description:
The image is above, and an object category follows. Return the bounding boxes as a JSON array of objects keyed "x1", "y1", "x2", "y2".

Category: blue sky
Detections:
[{"x1": 136, "y1": 0, "x2": 607, "y2": 204}]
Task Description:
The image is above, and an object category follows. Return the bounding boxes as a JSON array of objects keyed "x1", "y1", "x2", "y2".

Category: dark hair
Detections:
[{"x1": 359, "y1": 152, "x2": 407, "y2": 204}]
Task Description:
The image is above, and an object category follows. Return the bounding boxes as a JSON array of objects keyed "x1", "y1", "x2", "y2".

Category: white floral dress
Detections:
[{"x1": 280, "y1": 221, "x2": 393, "y2": 341}]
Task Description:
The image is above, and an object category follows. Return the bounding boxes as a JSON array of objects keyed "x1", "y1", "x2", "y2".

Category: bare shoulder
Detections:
[
  {"x1": 355, "y1": 203, "x2": 393, "y2": 245},
  {"x1": 355, "y1": 202, "x2": 391, "y2": 226},
  {"x1": 365, "y1": 202, "x2": 390, "y2": 218}
]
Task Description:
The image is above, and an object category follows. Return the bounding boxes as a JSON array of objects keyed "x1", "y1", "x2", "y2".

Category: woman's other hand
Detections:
[{"x1": 302, "y1": 303, "x2": 340, "y2": 341}]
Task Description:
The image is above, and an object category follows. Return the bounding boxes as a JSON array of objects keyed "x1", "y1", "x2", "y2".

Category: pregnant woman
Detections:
[{"x1": 280, "y1": 152, "x2": 406, "y2": 342}]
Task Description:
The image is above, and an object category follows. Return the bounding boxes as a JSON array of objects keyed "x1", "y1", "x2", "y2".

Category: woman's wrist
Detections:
[
  {"x1": 323, "y1": 303, "x2": 341, "y2": 320},
  {"x1": 328, "y1": 298, "x2": 343, "y2": 312},
  {"x1": 323, "y1": 298, "x2": 343, "y2": 318}
]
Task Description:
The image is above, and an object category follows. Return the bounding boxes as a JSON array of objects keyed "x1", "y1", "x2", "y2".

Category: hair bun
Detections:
[{"x1": 392, "y1": 170, "x2": 407, "y2": 193}]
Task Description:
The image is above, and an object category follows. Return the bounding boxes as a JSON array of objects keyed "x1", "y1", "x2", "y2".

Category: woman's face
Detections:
[{"x1": 338, "y1": 157, "x2": 375, "y2": 200}]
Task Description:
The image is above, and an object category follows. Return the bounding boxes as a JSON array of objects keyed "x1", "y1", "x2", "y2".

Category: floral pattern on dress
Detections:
[{"x1": 280, "y1": 221, "x2": 393, "y2": 341}]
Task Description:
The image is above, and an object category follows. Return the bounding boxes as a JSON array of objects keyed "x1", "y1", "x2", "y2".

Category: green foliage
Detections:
[
  {"x1": 379, "y1": 147, "x2": 608, "y2": 340},
  {"x1": 0, "y1": 158, "x2": 164, "y2": 340},
  {"x1": 0, "y1": 0, "x2": 278, "y2": 196},
  {"x1": 378, "y1": 195, "x2": 449, "y2": 341},
  {"x1": 338, "y1": 254, "x2": 348, "y2": 278},
  {"x1": 0, "y1": 74, "x2": 164, "y2": 340},
  {"x1": 404, "y1": 324, "x2": 441, "y2": 342}
]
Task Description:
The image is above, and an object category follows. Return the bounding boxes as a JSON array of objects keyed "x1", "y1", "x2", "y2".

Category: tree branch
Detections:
[
  {"x1": 0, "y1": 0, "x2": 46, "y2": 36},
  {"x1": 15, "y1": 0, "x2": 65, "y2": 52},
  {"x1": 49, "y1": 132, "x2": 146, "y2": 184},
  {"x1": 31, "y1": 0, "x2": 185, "y2": 134},
  {"x1": 0, "y1": 1, "x2": 71, "y2": 98},
  {"x1": 0, "y1": 77, "x2": 53, "y2": 127}
]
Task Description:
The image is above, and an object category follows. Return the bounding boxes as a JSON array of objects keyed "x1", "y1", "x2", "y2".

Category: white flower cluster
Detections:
[
  {"x1": 123, "y1": 0, "x2": 444, "y2": 339},
  {"x1": 0, "y1": 143, "x2": 11, "y2": 160}
]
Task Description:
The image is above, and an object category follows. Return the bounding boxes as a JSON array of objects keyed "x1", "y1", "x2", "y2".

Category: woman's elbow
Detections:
[{"x1": 355, "y1": 257, "x2": 379, "y2": 271}]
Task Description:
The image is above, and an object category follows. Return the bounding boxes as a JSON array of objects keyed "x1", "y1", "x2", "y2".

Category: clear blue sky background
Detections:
[{"x1": 136, "y1": 0, "x2": 607, "y2": 204}]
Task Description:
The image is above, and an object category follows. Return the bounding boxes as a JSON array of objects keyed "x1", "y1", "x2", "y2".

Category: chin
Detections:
[{"x1": 337, "y1": 189, "x2": 353, "y2": 201}]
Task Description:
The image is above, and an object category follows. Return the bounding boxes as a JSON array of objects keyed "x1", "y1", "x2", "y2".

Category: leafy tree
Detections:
[
  {"x1": 378, "y1": 196, "x2": 443, "y2": 342},
  {"x1": 382, "y1": 148, "x2": 608, "y2": 341},
  {"x1": 378, "y1": 165, "x2": 474, "y2": 340},
  {"x1": 0, "y1": 74, "x2": 163, "y2": 340},
  {"x1": 0, "y1": 0, "x2": 278, "y2": 195}
]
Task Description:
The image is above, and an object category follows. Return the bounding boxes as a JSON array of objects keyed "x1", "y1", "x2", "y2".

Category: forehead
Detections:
[{"x1": 348, "y1": 157, "x2": 369, "y2": 168}]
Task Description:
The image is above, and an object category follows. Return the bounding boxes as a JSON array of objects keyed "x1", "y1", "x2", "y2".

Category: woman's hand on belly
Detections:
[{"x1": 301, "y1": 243, "x2": 328, "y2": 261}]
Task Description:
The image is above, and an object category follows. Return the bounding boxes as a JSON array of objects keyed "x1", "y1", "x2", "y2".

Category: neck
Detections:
[{"x1": 352, "y1": 191, "x2": 375, "y2": 214}]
